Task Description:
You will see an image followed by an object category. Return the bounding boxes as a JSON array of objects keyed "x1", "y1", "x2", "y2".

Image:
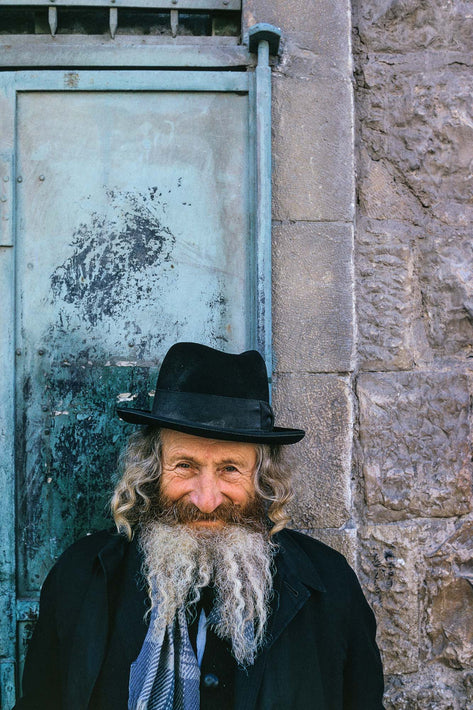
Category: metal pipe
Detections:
[{"x1": 255, "y1": 38, "x2": 272, "y2": 386}]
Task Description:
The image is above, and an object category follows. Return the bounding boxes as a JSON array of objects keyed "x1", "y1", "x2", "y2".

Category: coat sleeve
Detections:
[
  {"x1": 14, "y1": 565, "x2": 62, "y2": 710},
  {"x1": 342, "y1": 562, "x2": 385, "y2": 710}
]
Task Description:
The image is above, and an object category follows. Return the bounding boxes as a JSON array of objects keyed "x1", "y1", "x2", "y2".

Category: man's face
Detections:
[{"x1": 159, "y1": 428, "x2": 258, "y2": 529}]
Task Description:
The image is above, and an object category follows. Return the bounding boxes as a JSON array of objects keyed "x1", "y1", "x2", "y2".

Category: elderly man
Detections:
[{"x1": 17, "y1": 342, "x2": 384, "y2": 710}]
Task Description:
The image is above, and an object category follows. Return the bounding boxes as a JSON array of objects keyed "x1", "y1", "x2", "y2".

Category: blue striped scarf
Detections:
[{"x1": 128, "y1": 605, "x2": 201, "y2": 710}]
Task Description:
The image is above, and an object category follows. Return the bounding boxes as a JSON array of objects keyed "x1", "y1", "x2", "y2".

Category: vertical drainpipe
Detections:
[{"x1": 249, "y1": 23, "x2": 281, "y2": 400}]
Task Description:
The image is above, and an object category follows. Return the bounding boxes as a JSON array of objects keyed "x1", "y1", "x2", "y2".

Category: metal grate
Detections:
[{"x1": 0, "y1": 1, "x2": 241, "y2": 38}]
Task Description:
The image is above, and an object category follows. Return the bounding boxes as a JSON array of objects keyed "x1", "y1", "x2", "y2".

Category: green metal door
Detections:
[{"x1": 0, "y1": 65, "x2": 274, "y2": 705}]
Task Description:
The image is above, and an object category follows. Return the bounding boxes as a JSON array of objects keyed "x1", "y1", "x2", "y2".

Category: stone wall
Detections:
[
  {"x1": 245, "y1": 0, "x2": 473, "y2": 706},
  {"x1": 353, "y1": 1, "x2": 473, "y2": 706}
]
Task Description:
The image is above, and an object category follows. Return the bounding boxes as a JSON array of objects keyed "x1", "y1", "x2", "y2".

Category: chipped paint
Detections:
[
  {"x1": 16, "y1": 364, "x2": 158, "y2": 593},
  {"x1": 64, "y1": 71, "x2": 79, "y2": 89},
  {"x1": 116, "y1": 392, "x2": 138, "y2": 403}
]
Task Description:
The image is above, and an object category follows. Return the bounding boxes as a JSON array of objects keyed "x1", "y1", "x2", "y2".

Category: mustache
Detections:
[{"x1": 155, "y1": 495, "x2": 269, "y2": 533}]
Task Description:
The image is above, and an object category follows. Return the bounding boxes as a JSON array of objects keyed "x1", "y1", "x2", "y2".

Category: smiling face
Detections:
[{"x1": 159, "y1": 428, "x2": 258, "y2": 529}]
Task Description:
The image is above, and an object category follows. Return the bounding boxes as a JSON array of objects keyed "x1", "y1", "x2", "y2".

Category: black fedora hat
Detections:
[{"x1": 116, "y1": 342, "x2": 304, "y2": 444}]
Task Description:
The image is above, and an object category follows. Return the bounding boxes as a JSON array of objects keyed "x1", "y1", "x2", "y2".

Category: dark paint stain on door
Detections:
[{"x1": 50, "y1": 188, "x2": 175, "y2": 327}]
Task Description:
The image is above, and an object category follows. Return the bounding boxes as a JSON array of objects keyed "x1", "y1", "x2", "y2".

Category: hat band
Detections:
[{"x1": 152, "y1": 390, "x2": 275, "y2": 432}]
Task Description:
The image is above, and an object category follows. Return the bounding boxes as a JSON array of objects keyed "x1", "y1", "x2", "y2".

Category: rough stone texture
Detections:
[
  {"x1": 357, "y1": 372, "x2": 472, "y2": 521},
  {"x1": 272, "y1": 75, "x2": 354, "y2": 222},
  {"x1": 357, "y1": 218, "x2": 473, "y2": 364},
  {"x1": 353, "y1": 0, "x2": 473, "y2": 703},
  {"x1": 357, "y1": 145, "x2": 425, "y2": 224},
  {"x1": 359, "y1": 524, "x2": 420, "y2": 675},
  {"x1": 357, "y1": 60, "x2": 473, "y2": 228},
  {"x1": 356, "y1": 218, "x2": 423, "y2": 370},
  {"x1": 423, "y1": 517, "x2": 473, "y2": 670},
  {"x1": 272, "y1": 374, "x2": 352, "y2": 529},
  {"x1": 418, "y1": 229, "x2": 473, "y2": 357},
  {"x1": 355, "y1": 0, "x2": 473, "y2": 55},
  {"x1": 359, "y1": 519, "x2": 473, "y2": 684},
  {"x1": 272, "y1": 221, "x2": 354, "y2": 373},
  {"x1": 384, "y1": 667, "x2": 473, "y2": 710}
]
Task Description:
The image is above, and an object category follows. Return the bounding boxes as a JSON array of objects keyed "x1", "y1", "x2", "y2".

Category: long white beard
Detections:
[{"x1": 139, "y1": 522, "x2": 275, "y2": 666}]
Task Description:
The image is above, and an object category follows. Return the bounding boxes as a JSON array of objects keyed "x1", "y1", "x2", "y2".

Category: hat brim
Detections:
[{"x1": 116, "y1": 406, "x2": 305, "y2": 445}]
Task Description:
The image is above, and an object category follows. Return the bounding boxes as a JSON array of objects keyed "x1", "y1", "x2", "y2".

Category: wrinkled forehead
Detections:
[{"x1": 160, "y1": 428, "x2": 258, "y2": 467}]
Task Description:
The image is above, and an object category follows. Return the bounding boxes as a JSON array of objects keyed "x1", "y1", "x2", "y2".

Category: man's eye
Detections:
[
  {"x1": 223, "y1": 465, "x2": 238, "y2": 473},
  {"x1": 176, "y1": 462, "x2": 191, "y2": 469}
]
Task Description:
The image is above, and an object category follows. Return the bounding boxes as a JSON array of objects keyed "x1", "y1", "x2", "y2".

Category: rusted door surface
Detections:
[{"x1": 0, "y1": 69, "x2": 264, "y2": 702}]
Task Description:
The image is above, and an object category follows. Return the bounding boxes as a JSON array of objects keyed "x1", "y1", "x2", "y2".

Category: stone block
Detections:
[
  {"x1": 423, "y1": 518, "x2": 473, "y2": 669},
  {"x1": 273, "y1": 374, "x2": 352, "y2": 528},
  {"x1": 356, "y1": 219, "x2": 422, "y2": 371},
  {"x1": 273, "y1": 221, "x2": 354, "y2": 373},
  {"x1": 359, "y1": 524, "x2": 419, "y2": 674},
  {"x1": 418, "y1": 230, "x2": 473, "y2": 357},
  {"x1": 272, "y1": 76, "x2": 354, "y2": 222},
  {"x1": 357, "y1": 372, "x2": 472, "y2": 521},
  {"x1": 244, "y1": 0, "x2": 351, "y2": 66},
  {"x1": 353, "y1": 0, "x2": 473, "y2": 55},
  {"x1": 357, "y1": 62, "x2": 473, "y2": 228}
]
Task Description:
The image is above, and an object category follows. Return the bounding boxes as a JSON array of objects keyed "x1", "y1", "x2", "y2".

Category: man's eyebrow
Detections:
[
  {"x1": 164, "y1": 452, "x2": 250, "y2": 467},
  {"x1": 165, "y1": 450, "x2": 198, "y2": 461}
]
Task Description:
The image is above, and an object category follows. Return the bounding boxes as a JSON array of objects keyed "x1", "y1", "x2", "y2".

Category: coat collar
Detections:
[{"x1": 274, "y1": 528, "x2": 326, "y2": 593}]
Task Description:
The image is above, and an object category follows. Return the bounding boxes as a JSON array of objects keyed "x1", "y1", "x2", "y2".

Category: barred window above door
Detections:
[{"x1": 0, "y1": 0, "x2": 241, "y2": 38}]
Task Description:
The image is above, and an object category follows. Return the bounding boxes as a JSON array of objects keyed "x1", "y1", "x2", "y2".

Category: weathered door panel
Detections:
[
  {"x1": 16, "y1": 89, "x2": 252, "y2": 363},
  {"x1": 0, "y1": 69, "x2": 266, "y2": 701}
]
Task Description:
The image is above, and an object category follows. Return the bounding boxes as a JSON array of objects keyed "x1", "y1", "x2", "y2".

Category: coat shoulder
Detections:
[
  {"x1": 276, "y1": 527, "x2": 360, "y2": 597},
  {"x1": 56, "y1": 528, "x2": 122, "y2": 561},
  {"x1": 52, "y1": 528, "x2": 121, "y2": 567},
  {"x1": 43, "y1": 528, "x2": 129, "y2": 599},
  {"x1": 281, "y1": 527, "x2": 347, "y2": 560},
  {"x1": 277, "y1": 527, "x2": 351, "y2": 571}
]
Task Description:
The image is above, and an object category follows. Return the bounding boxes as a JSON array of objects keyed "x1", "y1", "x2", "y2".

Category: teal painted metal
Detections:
[
  {"x1": 0, "y1": 78, "x2": 17, "y2": 710},
  {"x1": 248, "y1": 22, "x2": 281, "y2": 55},
  {"x1": 249, "y1": 25, "x2": 281, "y2": 387},
  {"x1": 0, "y1": 244, "x2": 16, "y2": 710},
  {"x1": 0, "y1": 663, "x2": 16, "y2": 710},
  {"x1": 0, "y1": 39, "x2": 253, "y2": 70},
  {"x1": 0, "y1": 50, "x2": 277, "y2": 705},
  {"x1": 1, "y1": 69, "x2": 248, "y2": 93}
]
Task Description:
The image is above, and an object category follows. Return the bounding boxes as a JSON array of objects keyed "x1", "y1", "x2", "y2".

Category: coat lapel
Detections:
[
  {"x1": 235, "y1": 529, "x2": 326, "y2": 710},
  {"x1": 65, "y1": 533, "x2": 128, "y2": 710}
]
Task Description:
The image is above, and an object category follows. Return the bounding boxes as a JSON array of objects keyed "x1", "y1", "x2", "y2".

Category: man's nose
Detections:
[{"x1": 188, "y1": 470, "x2": 224, "y2": 513}]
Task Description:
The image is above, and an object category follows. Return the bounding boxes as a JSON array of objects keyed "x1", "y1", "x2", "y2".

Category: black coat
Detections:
[{"x1": 16, "y1": 528, "x2": 384, "y2": 710}]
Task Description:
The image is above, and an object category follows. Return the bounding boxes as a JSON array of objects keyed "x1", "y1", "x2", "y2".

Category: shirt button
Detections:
[{"x1": 203, "y1": 673, "x2": 219, "y2": 688}]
